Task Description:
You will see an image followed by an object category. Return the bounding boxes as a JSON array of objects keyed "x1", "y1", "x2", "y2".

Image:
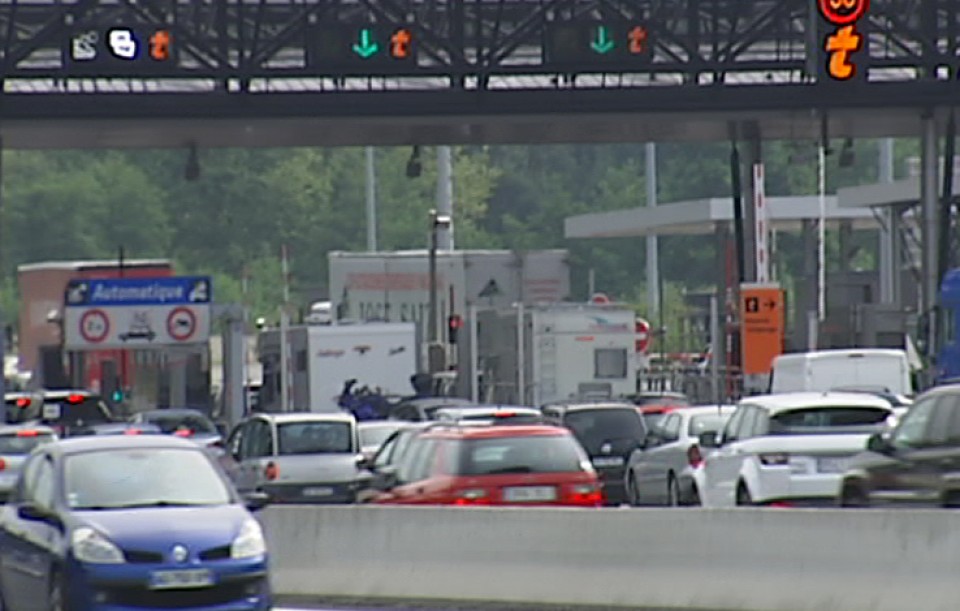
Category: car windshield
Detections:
[
  {"x1": 688, "y1": 414, "x2": 730, "y2": 437},
  {"x1": 277, "y1": 421, "x2": 353, "y2": 455},
  {"x1": 456, "y1": 435, "x2": 587, "y2": 475},
  {"x1": 359, "y1": 424, "x2": 404, "y2": 449},
  {"x1": 642, "y1": 412, "x2": 667, "y2": 431},
  {"x1": 769, "y1": 406, "x2": 891, "y2": 434},
  {"x1": 145, "y1": 412, "x2": 217, "y2": 435},
  {"x1": 0, "y1": 432, "x2": 54, "y2": 454},
  {"x1": 565, "y1": 408, "x2": 646, "y2": 454},
  {"x1": 65, "y1": 448, "x2": 232, "y2": 510}
]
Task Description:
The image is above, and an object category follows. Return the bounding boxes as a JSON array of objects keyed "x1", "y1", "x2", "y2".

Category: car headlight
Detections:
[
  {"x1": 72, "y1": 527, "x2": 125, "y2": 564},
  {"x1": 231, "y1": 519, "x2": 266, "y2": 560}
]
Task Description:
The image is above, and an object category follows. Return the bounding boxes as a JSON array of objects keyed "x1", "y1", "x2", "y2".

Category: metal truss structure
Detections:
[{"x1": 1, "y1": 0, "x2": 958, "y2": 90}]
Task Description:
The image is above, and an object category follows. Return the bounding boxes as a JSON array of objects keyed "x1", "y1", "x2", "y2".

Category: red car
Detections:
[{"x1": 370, "y1": 424, "x2": 603, "y2": 507}]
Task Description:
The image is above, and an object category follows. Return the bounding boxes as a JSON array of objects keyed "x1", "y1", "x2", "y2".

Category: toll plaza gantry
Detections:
[{"x1": 0, "y1": 0, "x2": 958, "y2": 368}]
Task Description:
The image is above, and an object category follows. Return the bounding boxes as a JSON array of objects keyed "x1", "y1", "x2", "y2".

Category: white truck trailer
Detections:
[
  {"x1": 475, "y1": 303, "x2": 640, "y2": 406},
  {"x1": 257, "y1": 322, "x2": 417, "y2": 413}
]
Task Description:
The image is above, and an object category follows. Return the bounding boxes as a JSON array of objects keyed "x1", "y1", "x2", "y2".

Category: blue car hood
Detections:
[{"x1": 73, "y1": 505, "x2": 250, "y2": 555}]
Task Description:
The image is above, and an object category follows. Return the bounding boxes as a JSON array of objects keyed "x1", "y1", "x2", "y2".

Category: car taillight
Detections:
[
  {"x1": 123, "y1": 428, "x2": 142, "y2": 435},
  {"x1": 687, "y1": 445, "x2": 704, "y2": 468},
  {"x1": 265, "y1": 462, "x2": 279, "y2": 481},
  {"x1": 67, "y1": 394, "x2": 85, "y2": 405},
  {"x1": 16, "y1": 430, "x2": 39, "y2": 438},
  {"x1": 15, "y1": 398, "x2": 30, "y2": 408},
  {"x1": 758, "y1": 453, "x2": 790, "y2": 466},
  {"x1": 453, "y1": 488, "x2": 490, "y2": 506},
  {"x1": 0, "y1": 458, "x2": 7, "y2": 471},
  {"x1": 567, "y1": 483, "x2": 603, "y2": 506},
  {"x1": 173, "y1": 429, "x2": 193, "y2": 438},
  {"x1": 769, "y1": 501, "x2": 794, "y2": 508}
]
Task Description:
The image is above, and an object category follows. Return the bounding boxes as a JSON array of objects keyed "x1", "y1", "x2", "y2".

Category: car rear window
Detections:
[
  {"x1": 770, "y1": 406, "x2": 891, "y2": 433},
  {"x1": 0, "y1": 432, "x2": 54, "y2": 454},
  {"x1": 642, "y1": 412, "x2": 666, "y2": 431},
  {"x1": 688, "y1": 414, "x2": 730, "y2": 437},
  {"x1": 38, "y1": 397, "x2": 114, "y2": 428},
  {"x1": 146, "y1": 413, "x2": 217, "y2": 435},
  {"x1": 277, "y1": 421, "x2": 354, "y2": 455},
  {"x1": 565, "y1": 408, "x2": 646, "y2": 454},
  {"x1": 455, "y1": 435, "x2": 587, "y2": 476}
]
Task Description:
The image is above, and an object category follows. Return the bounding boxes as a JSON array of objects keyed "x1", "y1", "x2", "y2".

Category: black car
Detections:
[
  {"x1": 541, "y1": 402, "x2": 648, "y2": 506},
  {"x1": 13, "y1": 390, "x2": 115, "y2": 437},
  {"x1": 839, "y1": 384, "x2": 960, "y2": 507}
]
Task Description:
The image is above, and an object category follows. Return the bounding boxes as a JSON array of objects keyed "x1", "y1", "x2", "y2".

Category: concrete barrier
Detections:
[{"x1": 261, "y1": 506, "x2": 960, "y2": 611}]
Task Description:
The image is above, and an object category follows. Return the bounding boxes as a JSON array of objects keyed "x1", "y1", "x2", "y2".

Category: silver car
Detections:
[
  {"x1": 0, "y1": 424, "x2": 57, "y2": 501},
  {"x1": 223, "y1": 413, "x2": 368, "y2": 504},
  {"x1": 625, "y1": 405, "x2": 735, "y2": 506}
]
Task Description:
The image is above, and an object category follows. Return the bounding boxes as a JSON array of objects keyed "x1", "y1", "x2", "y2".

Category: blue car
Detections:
[{"x1": 0, "y1": 435, "x2": 272, "y2": 610}]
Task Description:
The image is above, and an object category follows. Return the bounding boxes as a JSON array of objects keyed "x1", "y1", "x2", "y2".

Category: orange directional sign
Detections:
[
  {"x1": 740, "y1": 283, "x2": 785, "y2": 376},
  {"x1": 390, "y1": 28, "x2": 412, "y2": 59},
  {"x1": 628, "y1": 26, "x2": 648, "y2": 55}
]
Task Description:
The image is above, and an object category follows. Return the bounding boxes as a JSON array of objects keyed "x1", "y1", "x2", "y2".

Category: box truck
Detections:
[
  {"x1": 475, "y1": 303, "x2": 639, "y2": 406},
  {"x1": 257, "y1": 322, "x2": 417, "y2": 413}
]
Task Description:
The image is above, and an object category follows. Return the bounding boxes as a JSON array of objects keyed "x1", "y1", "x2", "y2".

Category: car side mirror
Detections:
[
  {"x1": 373, "y1": 465, "x2": 399, "y2": 490},
  {"x1": 867, "y1": 432, "x2": 894, "y2": 455},
  {"x1": 356, "y1": 454, "x2": 371, "y2": 470},
  {"x1": 698, "y1": 431, "x2": 720, "y2": 449},
  {"x1": 242, "y1": 491, "x2": 271, "y2": 512},
  {"x1": 17, "y1": 503, "x2": 62, "y2": 528}
]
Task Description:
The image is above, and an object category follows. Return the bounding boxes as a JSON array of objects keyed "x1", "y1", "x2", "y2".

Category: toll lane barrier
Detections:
[{"x1": 261, "y1": 506, "x2": 960, "y2": 611}]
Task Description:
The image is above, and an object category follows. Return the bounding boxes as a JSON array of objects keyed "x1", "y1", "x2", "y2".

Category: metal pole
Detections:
[
  {"x1": 428, "y1": 212, "x2": 439, "y2": 345},
  {"x1": 645, "y1": 143, "x2": 660, "y2": 318},
  {"x1": 436, "y1": 147, "x2": 454, "y2": 251},
  {"x1": 709, "y1": 294, "x2": 720, "y2": 404},
  {"x1": 279, "y1": 307, "x2": 289, "y2": 413},
  {"x1": 0, "y1": 135, "x2": 5, "y2": 401},
  {"x1": 921, "y1": 113, "x2": 940, "y2": 352},
  {"x1": 878, "y1": 139, "x2": 897, "y2": 303},
  {"x1": 817, "y1": 143, "x2": 827, "y2": 321},
  {"x1": 516, "y1": 303, "x2": 526, "y2": 405},
  {"x1": 365, "y1": 147, "x2": 378, "y2": 252},
  {"x1": 468, "y1": 304, "x2": 479, "y2": 402}
]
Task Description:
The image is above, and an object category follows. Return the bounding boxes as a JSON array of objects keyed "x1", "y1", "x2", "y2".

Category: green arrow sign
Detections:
[
  {"x1": 590, "y1": 25, "x2": 615, "y2": 54},
  {"x1": 352, "y1": 28, "x2": 380, "y2": 58}
]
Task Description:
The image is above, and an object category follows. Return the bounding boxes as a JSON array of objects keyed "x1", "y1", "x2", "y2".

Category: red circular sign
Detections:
[
  {"x1": 166, "y1": 307, "x2": 197, "y2": 342},
  {"x1": 79, "y1": 309, "x2": 110, "y2": 344},
  {"x1": 818, "y1": 0, "x2": 869, "y2": 26},
  {"x1": 635, "y1": 318, "x2": 651, "y2": 354}
]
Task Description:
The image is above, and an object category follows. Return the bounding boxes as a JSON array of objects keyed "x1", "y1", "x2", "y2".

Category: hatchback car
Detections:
[
  {"x1": 0, "y1": 435, "x2": 271, "y2": 610},
  {"x1": 369, "y1": 424, "x2": 602, "y2": 507},
  {"x1": 432, "y1": 405, "x2": 544, "y2": 425},
  {"x1": 16, "y1": 390, "x2": 116, "y2": 437},
  {"x1": 224, "y1": 413, "x2": 368, "y2": 504},
  {"x1": 0, "y1": 424, "x2": 57, "y2": 502},
  {"x1": 131, "y1": 409, "x2": 224, "y2": 449},
  {"x1": 541, "y1": 402, "x2": 648, "y2": 505}
]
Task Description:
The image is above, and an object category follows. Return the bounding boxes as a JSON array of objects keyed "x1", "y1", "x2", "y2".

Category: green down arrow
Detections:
[
  {"x1": 590, "y1": 25, "x2": 615, "y2": 54},
  {"x1": 352, "y1": 28, "x2": 380, "y2": 58}
]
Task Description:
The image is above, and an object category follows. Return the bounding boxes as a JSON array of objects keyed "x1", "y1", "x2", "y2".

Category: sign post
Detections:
[{"x1": 739, "y1": 283, "x2": 785, "y2": 393}]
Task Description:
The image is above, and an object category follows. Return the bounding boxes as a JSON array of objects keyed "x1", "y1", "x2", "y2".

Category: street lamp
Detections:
[{"x1": 428, "y1": 209, "x2": 452, "y2": 372}]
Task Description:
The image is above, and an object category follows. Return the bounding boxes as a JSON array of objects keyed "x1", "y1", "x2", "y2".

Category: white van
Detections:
[{"x1": 769, "y1": 349, "x2": 914, "y2": 399}]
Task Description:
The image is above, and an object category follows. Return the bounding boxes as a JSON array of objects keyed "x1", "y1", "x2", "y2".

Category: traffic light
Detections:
[
  {"x1": 111, "y1": 389, "x2": 124, "y2": 403},
  {"x1": 447, "y1": 314, "x2": 464, "y2": 344}
]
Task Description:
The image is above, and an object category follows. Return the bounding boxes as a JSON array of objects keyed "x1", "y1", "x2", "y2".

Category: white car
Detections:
[{"x1": 694, "y1": 392, "x2": 895, "y2": 508}]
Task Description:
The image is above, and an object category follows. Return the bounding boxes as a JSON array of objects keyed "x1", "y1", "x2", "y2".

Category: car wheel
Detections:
[
  {"x1": 627, "y1": 472, "x2": 642, "y2": 507},
  {"x1": 735, "y1": 482, "x2": 753, "y2": 506},
  {"x1": 667, "y1": 474, "x2": 680, "y2": 507},
  {"x1": 839, "y1": 484, "x2": 869, "y2": 508}
]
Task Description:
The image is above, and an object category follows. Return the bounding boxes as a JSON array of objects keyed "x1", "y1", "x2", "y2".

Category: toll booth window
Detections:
[{"x1": 594, "y1": 348, "x2": 627, "y2": 379}]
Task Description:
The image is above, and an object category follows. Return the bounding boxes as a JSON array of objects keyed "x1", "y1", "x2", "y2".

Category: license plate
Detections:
[
  {"x1": 503, "y1": 486, "x2": 557, "y2": 503},
  {"x1": 303, "y1": 486, "x2": 334, "y2": 497},
  {"x1": 816, "y1": 457, "x2": 850, "y2": 474},
  {"x1": 592, "y1": 456, "x2": 624, "y2": 468},
  {"x1": 149, "y1": 569, "x2": 214, "y2": 590}
]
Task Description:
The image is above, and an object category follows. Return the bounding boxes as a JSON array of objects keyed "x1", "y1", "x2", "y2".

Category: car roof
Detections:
[
  {"x1": 140, "y1": 408, "x2": 211, "y2": 418},
  {"x1": 45, "y1": 434, "x2": 200, "y2": 456},
  {"x1": 544, "y1": 402, "x2": 638, "y2": 412},
  {"x1": 675, "y1": 405, "x2": 738, "y2": 418},
  {"x1": 403, "y1": 397, "x2": 475, "y2": 408},
  {"x1": 775, "y1": 349, "x2": 907, "y2": 361},
  {"x1": 358, "y1": 420, "x2": 410, "y2": 429},
  {"x1": 253, "y1": 412, "x2": 356, "y2": 424},
  {"x1": 423, "y1": 424, "x2": 570, "y2": 440},
  {"x1": 41, "y1": 389, "x2": 97, "y2": 399},
  {"x1": 741, "y1": 392, "x2": 895, "y2": 413},
  {"x1": 435, "y1": 405, "x2": 541, "y2": 414}
]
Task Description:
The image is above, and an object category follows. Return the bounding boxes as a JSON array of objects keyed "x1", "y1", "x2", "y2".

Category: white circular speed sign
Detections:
[{"x1": 79, "y1": 309, "x2": 110, "y2": 344}]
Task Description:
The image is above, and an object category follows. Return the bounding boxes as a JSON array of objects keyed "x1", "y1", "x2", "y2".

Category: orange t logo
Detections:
[
  {"x1": 390, "y1": 29, "x2": 412, "y2": 59},
  {"x1": 150, "y1": 30, "x2": 172, "y2": 61},
  {"x1": 825, "y1": 25, "x2": 862, "y2": 80}
]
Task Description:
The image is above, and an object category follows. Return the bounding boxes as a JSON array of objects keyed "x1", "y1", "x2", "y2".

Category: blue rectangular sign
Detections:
[{"x1": 65, "y1": 276, "x2": 212, "y2": 307}]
